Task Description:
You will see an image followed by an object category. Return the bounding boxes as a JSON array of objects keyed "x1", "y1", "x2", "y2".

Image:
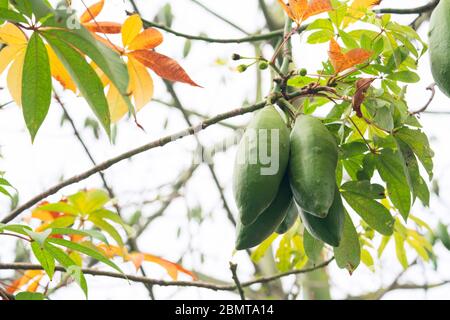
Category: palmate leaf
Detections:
[
  {"x1": 22, "y1": 32, "x2": 52, "y2": 141},
  {"x1": 42, "y1": 32, "x2": 111, "y2": 137}
]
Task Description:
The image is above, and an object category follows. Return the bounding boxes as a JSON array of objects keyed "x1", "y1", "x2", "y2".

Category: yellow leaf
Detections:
[
  {"x1": 128, "y1": 58, "x2": 153, "y2": 110},
  {"x1": 47, "y1": 45, "x2": 77, "y2": 93},
  {"x1": 0, "y1": 45, "x2": 23, "y2": 75},
  {"x1": 0, "y1": 23, "x2": 27, "y2": 46},
  {"x1": 342, "y1": 0, "x2": 382, "y2": 28},
  {"x1": 107, "y1": 84, "x2": 129, "y2": 123},
  {"x1": 7, "y1": 49, "x2": 25, "y2": 107},
  {"x1": 26, "y1": 275, "x2": 44, "y2": 292},
  {"x1": 122, "y1": 14, "x2": 142, "y2": 47}
]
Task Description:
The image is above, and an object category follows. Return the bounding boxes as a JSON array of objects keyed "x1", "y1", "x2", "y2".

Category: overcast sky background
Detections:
[{"x1": 0, "y1": 0, "x2": 449, "y2": 299}]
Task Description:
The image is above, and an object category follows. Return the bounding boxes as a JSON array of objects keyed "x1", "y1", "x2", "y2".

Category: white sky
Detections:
[{"x1": 0, "y1": 0, "x2": 450, "y2": 300}]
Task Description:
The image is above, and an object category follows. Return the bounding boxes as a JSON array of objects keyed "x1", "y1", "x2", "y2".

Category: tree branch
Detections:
[
  {"x1": 0, "y1": 259, "x2": 333, "y2": 293},
  {"x1": 375, "y1": 1, "x2": 439, "y2": 15}
]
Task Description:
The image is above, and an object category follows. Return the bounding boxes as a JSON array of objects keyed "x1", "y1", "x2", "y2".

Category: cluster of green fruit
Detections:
[{"x1": 233, "y1": 105, "x2": 344, "y2": 250}]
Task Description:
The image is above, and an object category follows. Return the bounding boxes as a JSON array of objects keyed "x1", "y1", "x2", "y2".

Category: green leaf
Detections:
[
  {"x1": 394, "y1": 231, "x2": 408, "y2": 269},
  {"x1": 31, "y1": 241, "x2": 55, "y2": 279},
  {"x1": 395, "y1": 127, "x2": 434, "y2": 179},
  {"x1": 42, "y1": 32, "x2": 111, "y2": 137},
  {"x1": 43, "y1": 27, "x2": 133, "y2": 115},
  {"x1": 28, "y1": 0, "x2": 53, "y2": 20},
  {"x1": 67, "y1": 265, "x2": 88, "y2": 298},
  {"x1": 44, "y1": 243, "x2": 88, "y2": 297},
  {"x1": 37, "y1": 202, "x2": 80, "y2": 215},
  {"x1": 397, "y1": 140, "x2": 430, "y2": 206},
  {"x1": 47, "y1": 237, "x2": 122, "y2": 273},
  {"x1": 15, "y1": 292, "x2": 45, "y2": 300},
  {"x1": 376, "y1": 149, "x2": 411, "y2": 220},
  {"x1": 50, "y1": 227, "x2": 109, "y2": 244},
  {"x1": 340, "y1": 180, "x2": 385, "y2": 199},
  {"x1": 10, "y1": 0, "x2": 32, "y2": 17},
  {"x1": 303, "y1": 230, "x2": 323, "y2": 264},
  {"x1": 360, "y1": 249, "x2": 374, "y2": 271},
  {"x1": 0, "y1": 8, "x2": 27, "y2": 23},
  {"x1": 338, "y1": 29, "x2": 358, "y2": 49},
  {"x1": 68, "y1": 189, "x2": 110, "y2": 215},
  {"x1": 183, "y1": 39, "x2": 192, "y2": 58},
  {"x1": 334, "y1": 212, "x2": 361, "y2": 273},
  {"x1": 436, "y1": 223, "x2": 450, "y2": 251},
  {"x1": 307, "y1": 29, "x2": 334, "y2": 44},
  {"x1": 342, "y1": 191, "x2": 394, "y2": 235},
  {"x1": 22, "y1": 32, "x2": 52, "y2": 141},
  {"x1": 387, "y1": 70, "x2": 420, "y2": 83},
  {"x1": 89, "y1": 216, "x2": 123, "y2": 246},
  {"x1": 377, "y1": 235, "x2": 391, "y2": 258},
  {"x1": 0, "y1": 223, "x2": 32, "y2": 235},
  {"x1": 307, "y1": 18, "x2": 334, "y2": 31}
]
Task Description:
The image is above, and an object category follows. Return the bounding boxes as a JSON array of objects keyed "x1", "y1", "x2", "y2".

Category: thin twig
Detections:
[
  {"x1": 410, "y1": 83, "x2": 436, "y2": 115},
  {"x1": 229, "y1": 262, "x2": 245, "y2": 300}
]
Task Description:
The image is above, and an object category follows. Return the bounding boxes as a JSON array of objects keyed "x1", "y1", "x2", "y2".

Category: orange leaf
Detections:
[
  {"x1": 127, "y1": 252, "x2": 145, "y2": 270},
  {"x1": 80, "y1": 0, "x2": 105, "y2": 24},
  {"x1": 83, "y1": 22, "x2": 122, "y2": 34},
  {"x1": 129, "y1": 50, "x2": 200, "y2": 87},
  {"x1": 342, "y1": 0, "x2": 382, "y2": 27},
  {"x1": 277, "y1": 0, "x2": 331, "y2": 24},
  {"x1": 143, "y1": 254, "x2": 196, "y2": 281},
  {"x1": 303, "y1": 0, "x2": 333, "y2": 20},
  {"x1": 128, "y1": 28, "x2": 163, "y2": 51},
  {"x1": 7, "y1": 270, "x2": 44, "y2": 294},
  {"x1": 328, "y1": 38, "x2": 372, "y2": 73},
  {"x1": 26, "y1": 275, "x2": 44, "y2": 293}
]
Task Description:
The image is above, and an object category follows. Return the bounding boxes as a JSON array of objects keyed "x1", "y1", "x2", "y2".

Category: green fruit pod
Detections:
[
  {"x1": 299, "y1": 187, "x2": 345, "y2": 247},
  {"x1": 233, "y1": 105, "x2": 290, "y2": 225},
  {"x1": 235, "y1": 174, "x2": 292, "y2": 250},
  {"x1": 276, "y1": 199, "x2": 298, "y2": 234},
  {"x1": 289, "y1": 115, "x2": 338, "y2": 217},
  {"x1": 429, "y1": 0, "x2": 450, "y2": 97}
]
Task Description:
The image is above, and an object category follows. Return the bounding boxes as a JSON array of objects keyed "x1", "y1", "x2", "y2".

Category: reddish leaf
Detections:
[
  {"x1": 83, "y1": 22, "x2": 122, "y2": 34},
  {"x1": 80, "y1": 0, "x2": 105, "y2": 24},
  {"x1": 130, "y1": 50, "x2": 201, "y2": 87},
  {"x1": 352, "y1": 78, "x2": 375, "y2": 117}
]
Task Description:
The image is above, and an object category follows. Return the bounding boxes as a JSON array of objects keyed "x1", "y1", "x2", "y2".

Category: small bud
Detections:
[
  {"x1": 237, "y1": 64, "x2": 247, "y2": 73},
  {"x1": 232, "y1": 53, "x2": 241, "y2": 61},
  {"x1": 299, "y1": 68, "x2": 308, "y2": 76},
  {"x1": 258, "y1": 61, "x2": 269, "y2": 70}
]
